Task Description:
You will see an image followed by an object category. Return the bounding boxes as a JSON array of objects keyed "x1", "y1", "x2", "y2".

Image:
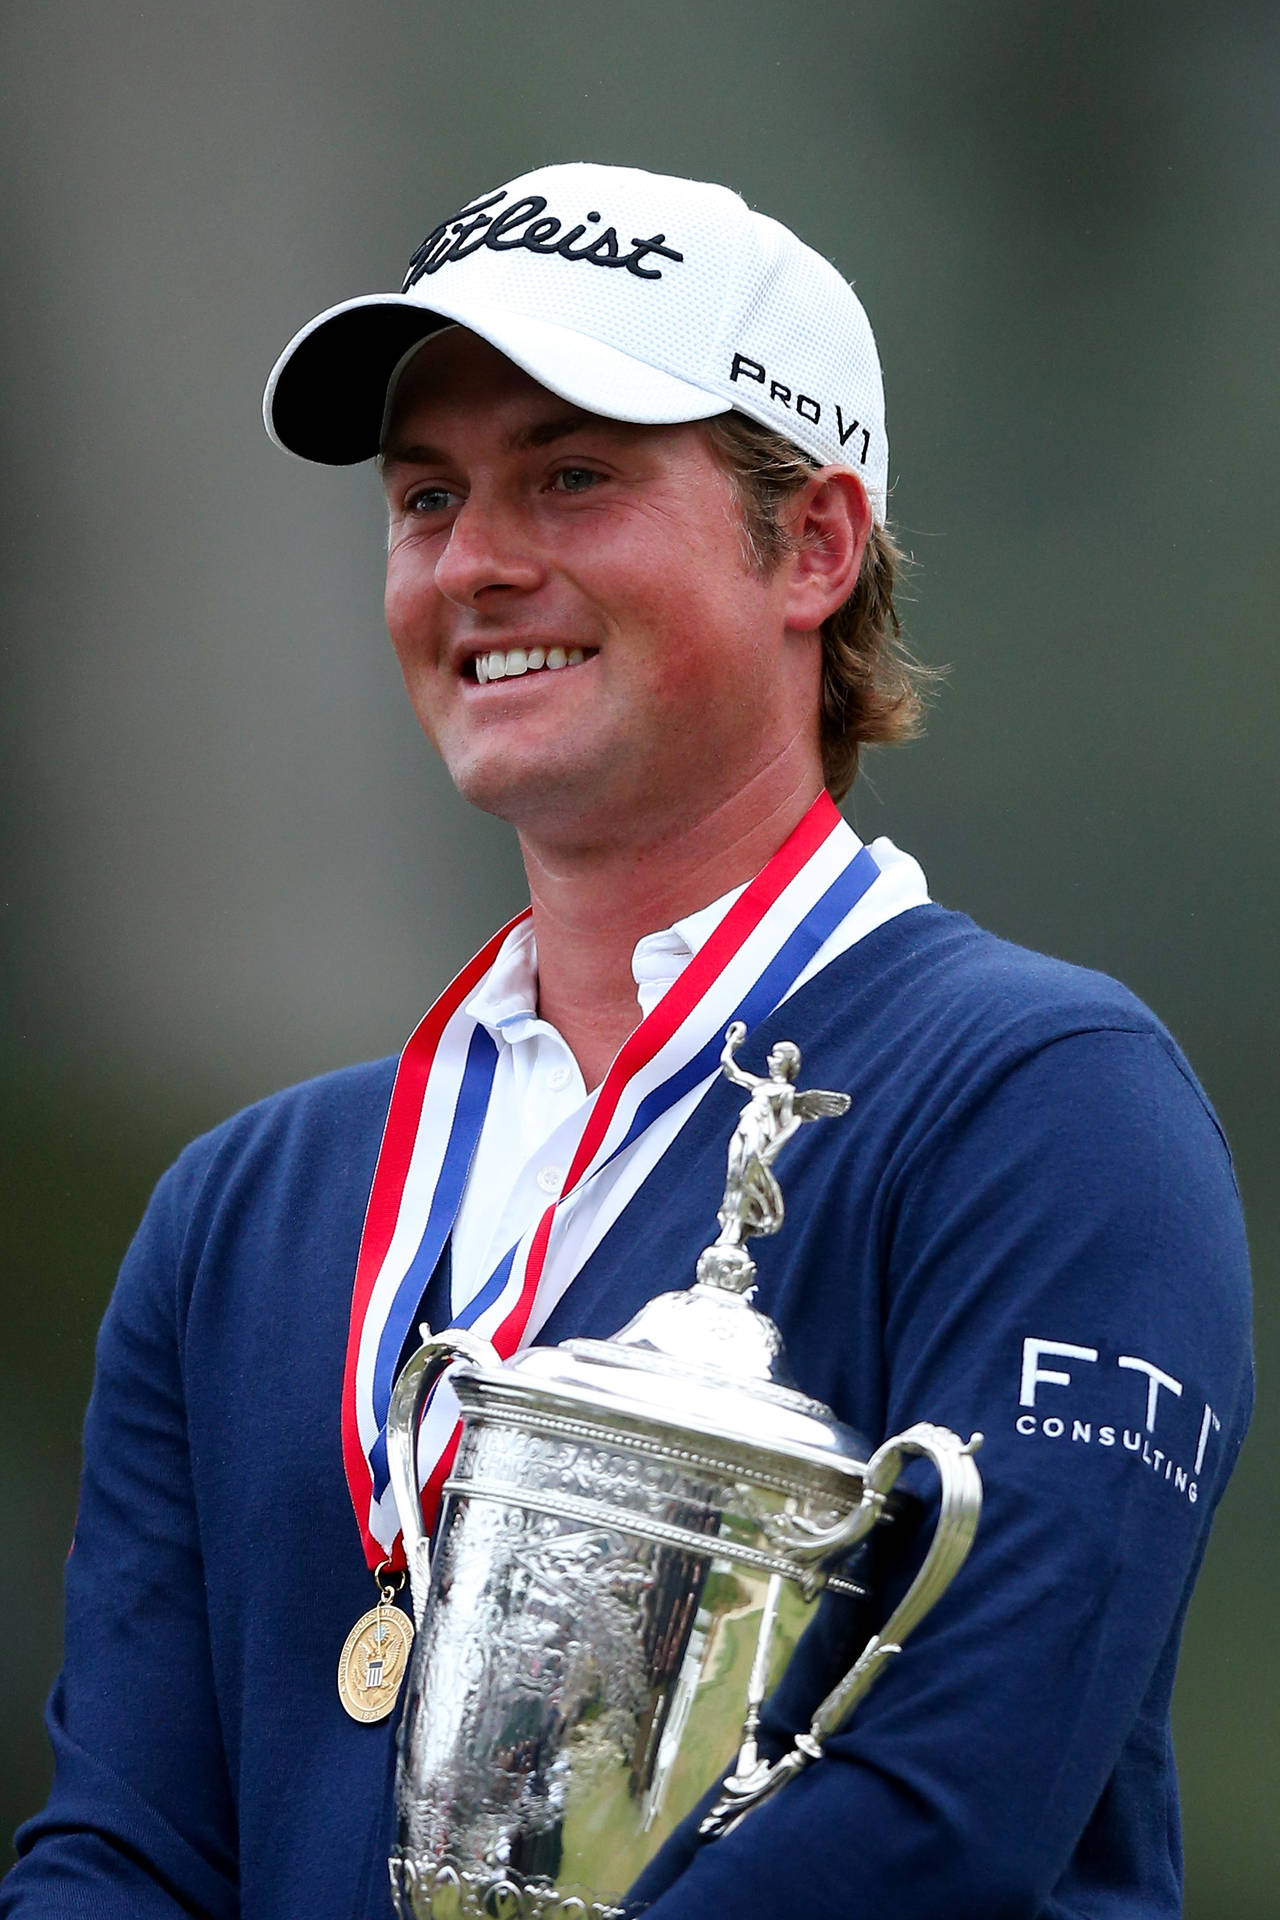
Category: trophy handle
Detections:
[
  {"x1": 700, "y1": 1420, "x2": 983, "y2": 1839},
  {"x1": 386, "y1": 1329, "x2": 501, "y2": 1626}
]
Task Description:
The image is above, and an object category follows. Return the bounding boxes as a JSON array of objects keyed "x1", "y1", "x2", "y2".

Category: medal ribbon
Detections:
[{"x1": 342, "y1": 793, "x2": 884, "y2": 1569}]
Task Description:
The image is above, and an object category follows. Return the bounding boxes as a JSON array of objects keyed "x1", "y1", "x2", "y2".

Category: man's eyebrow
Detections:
[
  {"x1": 378, "y1": 440, "x2": 443, "y2": 474},
  {"x1": 504, "y1": 411, "x2": 601, "y2": 453},
  {"x1": 379, "y1": 411, "x2": 615, "y2": 472}
]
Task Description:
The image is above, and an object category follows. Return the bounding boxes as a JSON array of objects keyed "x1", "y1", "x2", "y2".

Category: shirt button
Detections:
[
  {"x1": 548, "y1": 1064, "x2": 573, "y2": 1091},
  {"x1": 537, "y1": 1165, "x2": 564, "y2": 1195}
]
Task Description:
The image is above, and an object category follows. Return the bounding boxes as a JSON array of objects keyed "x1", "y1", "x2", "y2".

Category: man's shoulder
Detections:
[
  {"x1": 821, "y1": 900, "x2": 1178, "y2": 1043},
  {"x1": 802, "y1": 901, "x2": 1218, "y2": 1130},
  {"x1": 160, "y1": 1054, "x2": 400, "y2": 1216},
  {"x1": 93, "y1": 1056, "x2": 401, "y2": 1375}
]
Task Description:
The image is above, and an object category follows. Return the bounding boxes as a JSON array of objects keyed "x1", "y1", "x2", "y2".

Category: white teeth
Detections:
[{"x1": 474, "y1": 645, "x2": 590, "y2": 682}]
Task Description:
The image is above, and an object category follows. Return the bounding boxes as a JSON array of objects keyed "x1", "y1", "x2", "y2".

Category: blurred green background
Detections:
[{"x1": 2, "y1": 1, "x2": 1275, "y2": 1910}]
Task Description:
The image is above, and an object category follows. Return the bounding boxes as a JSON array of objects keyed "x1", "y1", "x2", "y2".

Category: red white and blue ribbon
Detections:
[{"x1": 342, "y1": 793, "x2": 885, "y2": 1569}]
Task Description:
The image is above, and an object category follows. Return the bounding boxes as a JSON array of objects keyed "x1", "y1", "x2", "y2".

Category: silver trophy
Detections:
[{"x1": 386, "y1": 1024, "x2": 982, "y2": 1919}]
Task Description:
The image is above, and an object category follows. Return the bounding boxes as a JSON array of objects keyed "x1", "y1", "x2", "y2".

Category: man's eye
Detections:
[
  {"x1": 407, "y1": 486, "x2": 456, "y2": 514},
  {"x1": 550, "y1": 467, "x2": 601, "y2": 494}
]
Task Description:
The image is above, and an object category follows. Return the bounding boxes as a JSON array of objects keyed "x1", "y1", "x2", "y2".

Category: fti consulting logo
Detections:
[{"x1": 1016, "y1": 1336, "x2": 1220, "y2": 1506}]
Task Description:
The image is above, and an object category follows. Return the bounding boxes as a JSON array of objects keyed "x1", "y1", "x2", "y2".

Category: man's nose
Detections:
[{"x1": 432, "y1": 495, "x2": 544, "y2": 606}]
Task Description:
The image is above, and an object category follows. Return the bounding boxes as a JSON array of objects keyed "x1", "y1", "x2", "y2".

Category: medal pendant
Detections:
[{"x1": 337, "y1": 1600, "x2": 414, "y2": 1724}]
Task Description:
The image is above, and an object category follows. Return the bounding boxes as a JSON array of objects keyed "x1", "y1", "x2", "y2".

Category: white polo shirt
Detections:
[
  {"x1": 448, "y1": 835, "x2": 928, "y2": 1304},
  {"x1": 449, "y1": 887, "x2": 741, "y2": 1301}
]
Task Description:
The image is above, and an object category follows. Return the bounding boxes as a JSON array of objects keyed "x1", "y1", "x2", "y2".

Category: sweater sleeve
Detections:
[
  {"x1": 1, "y1": 1159, "x2": 239, "y2": 1919},
  {"x1": 632, "y1": 1027, "x2": 1253, "y2": 1919}
]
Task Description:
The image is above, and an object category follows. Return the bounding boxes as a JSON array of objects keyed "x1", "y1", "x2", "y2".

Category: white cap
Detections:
[{"x1": 264, "y1": 162, "x2": 889, "y2": 520}]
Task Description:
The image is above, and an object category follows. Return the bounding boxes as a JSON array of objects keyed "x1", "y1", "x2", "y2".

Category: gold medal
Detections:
[{"x1": 338, "y1": 1567, "x2": 414, "y2": 1724}]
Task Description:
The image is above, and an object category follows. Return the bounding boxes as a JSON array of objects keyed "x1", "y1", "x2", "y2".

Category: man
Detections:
[{"x1": 3, "y1": 163, "x2": 1252, "y2": 1918}]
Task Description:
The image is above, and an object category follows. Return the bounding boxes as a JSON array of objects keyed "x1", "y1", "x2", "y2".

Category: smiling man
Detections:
[
  {"x1": 3, "y1": 165, "x2": 1252, "y2": 1920},
  {"x1": 377, "y1": 326, "x2": 870, "y2": 1085}
]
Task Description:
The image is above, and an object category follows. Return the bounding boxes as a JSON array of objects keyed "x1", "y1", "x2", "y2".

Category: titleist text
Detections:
[{"x1": 404, "y1": 190, "x2": 686, "y2": 288}]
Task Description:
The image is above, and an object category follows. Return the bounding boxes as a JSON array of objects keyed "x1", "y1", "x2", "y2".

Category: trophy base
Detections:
[{"x1": 391, "y1": 1853, "x2": 626, "y2": 1920}]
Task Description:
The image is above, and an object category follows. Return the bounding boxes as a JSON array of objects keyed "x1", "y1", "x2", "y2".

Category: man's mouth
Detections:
[{"x1": 469, "y1": 646, "x2": 595, "y2": 685}]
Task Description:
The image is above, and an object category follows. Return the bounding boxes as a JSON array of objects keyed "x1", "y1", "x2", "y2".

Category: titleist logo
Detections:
[{"x1": 403, "y1": 189, "x2": 685, "y2": 288}]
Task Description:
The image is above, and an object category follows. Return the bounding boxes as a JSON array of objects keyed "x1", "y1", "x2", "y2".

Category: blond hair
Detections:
[{"x1": 703, "y1": 412, "x2": 936, "y2": 801}]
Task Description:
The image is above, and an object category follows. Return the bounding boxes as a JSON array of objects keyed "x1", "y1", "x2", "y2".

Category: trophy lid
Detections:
[
  {"x1": 456, "y1": 1265, "x2": 871, "y2": 1489},
  {"x1": 538, "y1": 1255, "x2": 870, "y2": 1449}
]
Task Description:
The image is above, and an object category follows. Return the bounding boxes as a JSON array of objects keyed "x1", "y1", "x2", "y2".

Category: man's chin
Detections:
[{"x1": 446, "y1": 755, "x2": 605, "y2": 834}]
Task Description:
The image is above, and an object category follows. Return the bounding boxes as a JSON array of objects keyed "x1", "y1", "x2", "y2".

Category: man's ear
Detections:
[{"x1": 782, "y1": 469, "x2": 873, "y2": 632}]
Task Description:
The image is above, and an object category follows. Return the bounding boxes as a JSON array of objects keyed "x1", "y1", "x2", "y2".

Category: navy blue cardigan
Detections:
[{"x1": 4, "y1": 907, "x2": 1253, "y2": 1918}]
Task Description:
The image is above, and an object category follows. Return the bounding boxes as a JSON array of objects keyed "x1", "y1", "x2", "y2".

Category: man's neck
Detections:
[{"x1": 518, "y1": 776, "x2": 825, "y2": 1089}]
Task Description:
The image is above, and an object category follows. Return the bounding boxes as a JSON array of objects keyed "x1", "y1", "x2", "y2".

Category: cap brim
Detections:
[{"x1": 264, "y1": 290, "x2": 730, "y2": 465}]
